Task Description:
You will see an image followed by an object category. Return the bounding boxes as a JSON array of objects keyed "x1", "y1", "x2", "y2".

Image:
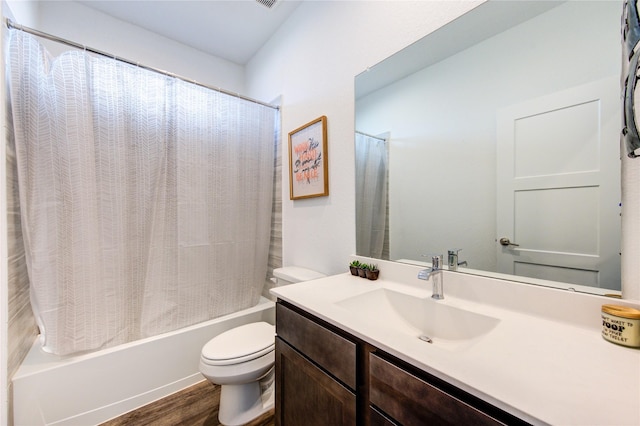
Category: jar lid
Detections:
[{"x1": 602, "y1": 304, "x2": 640, "y2": 319}]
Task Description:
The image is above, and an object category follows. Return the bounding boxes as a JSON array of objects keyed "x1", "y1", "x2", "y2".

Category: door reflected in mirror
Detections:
[{"x1": 355, "y1": 1, "x2": 622, "y2": 295}]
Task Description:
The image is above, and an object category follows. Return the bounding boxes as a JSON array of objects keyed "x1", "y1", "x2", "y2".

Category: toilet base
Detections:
[{"x1": 218, "y1": 369, "x2": 275, "y2": 426}]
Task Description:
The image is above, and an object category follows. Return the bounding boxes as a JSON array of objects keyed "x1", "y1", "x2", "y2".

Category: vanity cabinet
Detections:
[
  {"x1": 275, "y1": 300, "x2": 528, "y2": 426},
  {"x1": 369, "y1": 353, "x2": 505, "y2": 425},
  {"x1": 275, "y1": 302, "x2": 357, "y2": 425}
]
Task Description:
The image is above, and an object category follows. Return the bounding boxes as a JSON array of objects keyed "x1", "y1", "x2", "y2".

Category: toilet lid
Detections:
[{"x1": 202, "y1": 322, "x2": 275, "y2": 363}]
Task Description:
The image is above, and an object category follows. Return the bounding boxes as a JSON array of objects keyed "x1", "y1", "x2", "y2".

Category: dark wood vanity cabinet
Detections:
[
  {"x1": 275, "y1": 302, "x2": 357, "y2": 425},
  {"x1": 369, "y1": 353, "x2": 505, "y2": 425},
  {"x1": 275, "y1": 300, "x2": 528, "y2": 426}
]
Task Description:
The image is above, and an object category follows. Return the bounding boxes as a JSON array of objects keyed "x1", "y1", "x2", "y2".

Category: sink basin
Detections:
[{"x1": 335, "y1": 288, "x2": 500, "y2": 350}]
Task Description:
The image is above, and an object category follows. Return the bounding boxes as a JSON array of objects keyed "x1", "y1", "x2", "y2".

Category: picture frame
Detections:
[{"x1": 288, "y1": 116, "x2": 329, "y2": 200}]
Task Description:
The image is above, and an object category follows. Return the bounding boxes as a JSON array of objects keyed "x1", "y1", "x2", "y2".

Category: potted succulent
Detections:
[
  {"x1": 357, "y1": 262, "x2": 368, "y2": 278},
  {"x1": 349, "y1": 260, "x2": 361, "y2": 276},
  {"x1": 365, "y1": 263, "x2": 379, "y2": 281}
]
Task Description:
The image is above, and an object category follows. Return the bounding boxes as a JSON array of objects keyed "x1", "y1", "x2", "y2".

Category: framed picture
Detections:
[{"x1": 288, "y1": 116, "x2": 329, "y2": 200}]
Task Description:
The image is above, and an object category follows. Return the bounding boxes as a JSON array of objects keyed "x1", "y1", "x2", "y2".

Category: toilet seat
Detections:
[{"x1": 202, "y1": 322, "x2": 275, "y2": 366}]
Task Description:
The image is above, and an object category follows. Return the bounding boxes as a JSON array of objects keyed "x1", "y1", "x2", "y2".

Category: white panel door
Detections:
[{"x1": 496, "y1": 77, "x2": 620, "y2": 289}]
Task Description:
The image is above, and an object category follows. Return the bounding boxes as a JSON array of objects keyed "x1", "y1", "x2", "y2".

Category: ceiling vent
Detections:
[{"x1": 256, "y1": 0, "x2": 279, "y2": 10}]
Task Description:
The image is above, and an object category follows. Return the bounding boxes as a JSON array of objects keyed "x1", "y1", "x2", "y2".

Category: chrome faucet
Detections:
[
  {"x1": 447, "y1": 248, "x2": 468, "y2": 271},
  {"x1": 418, "y1": 254, "x2": 444, "y2": 300}
]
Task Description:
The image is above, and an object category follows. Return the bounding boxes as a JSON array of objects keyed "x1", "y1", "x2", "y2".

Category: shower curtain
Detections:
[
  {"x1": 8, "y1": 29, "x2": 278, "y2": 356},
  {"x1": 355, "y1": 132, "x2": 388, "y2": 259}
]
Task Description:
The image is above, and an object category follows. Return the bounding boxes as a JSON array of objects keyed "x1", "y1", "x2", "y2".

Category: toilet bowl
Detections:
[
  {"x1": 200, "y1": 322, "x2": 275, "y2": 426},
  {"x1": 199, "y1": 266, "x2": 325, "y2": 426}
]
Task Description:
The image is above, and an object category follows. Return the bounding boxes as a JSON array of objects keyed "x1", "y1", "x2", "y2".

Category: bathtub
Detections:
[{"x1": 12, "y1": 297, "x2": 275, "y2": 426}]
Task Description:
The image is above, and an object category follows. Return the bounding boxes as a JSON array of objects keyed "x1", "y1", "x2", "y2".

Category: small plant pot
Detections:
[
  {"x1": 349, "y1": 266, "x2": 359, "y2": 276},
  {"x1": 357, "y1": 268, "x2": 367, "y2": 278},
  {"x1": 365, "y1": 269, "x2": 379, "y2": 281}
]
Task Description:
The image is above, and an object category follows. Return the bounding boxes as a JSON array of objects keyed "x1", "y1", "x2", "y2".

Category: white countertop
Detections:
[{"x1": 271, "y1": 259, "x2": 640, "y2": 426}]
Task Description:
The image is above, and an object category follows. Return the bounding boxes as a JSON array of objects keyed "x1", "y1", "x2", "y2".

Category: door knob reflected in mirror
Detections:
[{"x1": 499, "y1": 237, "x2": 519, "y2": 247}]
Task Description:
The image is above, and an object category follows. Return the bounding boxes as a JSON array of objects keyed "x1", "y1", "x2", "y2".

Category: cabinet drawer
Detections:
[
  {"x1": 276, "y1": 302, "x2": 356, "y2": 390},
  {"x1": 370, "y1": 406, "x2": 396, "y2": 426},
  {"x1": 370, "y1": 353, "x2": 503, "y2": 426}
]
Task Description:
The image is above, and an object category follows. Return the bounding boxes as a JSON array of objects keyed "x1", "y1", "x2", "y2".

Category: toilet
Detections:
[{"x1": 199, "y1": 266, "x2": 326, "y2": 426}]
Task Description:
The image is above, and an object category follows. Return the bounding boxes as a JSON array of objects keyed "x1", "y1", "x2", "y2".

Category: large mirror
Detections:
[{"x1": 355, "y1": 1, "x2": 622, "y2": 295}]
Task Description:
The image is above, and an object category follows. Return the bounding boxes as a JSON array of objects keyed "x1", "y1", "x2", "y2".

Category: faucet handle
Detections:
[
  {"x1": 422, "y1": 253, "x2": 442, "y2": 268},
  {"x1": 447, "y1": 249, "x2": 463, "y2": 270}
]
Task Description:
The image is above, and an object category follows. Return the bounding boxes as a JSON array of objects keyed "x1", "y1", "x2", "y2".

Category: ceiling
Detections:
[{"x1": 77, "y1": 0, "x2": 303, "y2": 65}]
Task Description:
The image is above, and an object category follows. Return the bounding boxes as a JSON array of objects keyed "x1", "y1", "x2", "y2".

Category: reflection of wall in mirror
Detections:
[{"x1": 355, "y1": 1, "x2": 620, "y2": 287}]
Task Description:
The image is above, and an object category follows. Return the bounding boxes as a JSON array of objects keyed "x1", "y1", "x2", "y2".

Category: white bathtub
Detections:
[{"x1": 12, "y1": 297, "x2": 275, "y2": 426}]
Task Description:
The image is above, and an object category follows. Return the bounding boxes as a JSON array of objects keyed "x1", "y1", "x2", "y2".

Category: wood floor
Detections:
[{"x1": 100, "y1": 380, "x2": 275, "y2": 426}]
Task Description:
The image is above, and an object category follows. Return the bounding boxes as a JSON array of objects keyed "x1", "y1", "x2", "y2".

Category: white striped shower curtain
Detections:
[{"x1": 8, "y1": 29, "x2": 278, "y2": 356}]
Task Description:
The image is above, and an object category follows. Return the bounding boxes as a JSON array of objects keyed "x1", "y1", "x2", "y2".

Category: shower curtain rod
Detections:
[
  {"x1": 356, "y1": 131, "x2": 386, "y2": 142},
  {"x1": 5, "y1": 19, "x2": 279, "y2": 111}
]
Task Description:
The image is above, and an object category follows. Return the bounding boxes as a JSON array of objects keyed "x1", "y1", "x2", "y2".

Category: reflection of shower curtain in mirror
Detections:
[
  {"x1": 8, "y1": 29, "x2": 278, "y2": 356},
  {"x1": 355, "y1": 133, "x2": 388, "y2": 259}
]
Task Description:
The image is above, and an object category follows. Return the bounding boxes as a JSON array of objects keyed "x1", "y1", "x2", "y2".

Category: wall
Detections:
[
  {"x1": 34, "y1": 1, "x2": 245, "y2": 94},
  {"x1": 246, "y1": 0, "x2": 482, "y2": 275},
  {"x1": 246, "y1": 0, "x2": 640, "y2": 301},
  {"x1": 622, "y1": 135, "x2": 640, "y2": 300},
  {"x1": 246, "y1": 0, "x2": 640, "y2": 299},
  {"x1": 355, "y1": 2, "x2": 620, "y2": 278}
]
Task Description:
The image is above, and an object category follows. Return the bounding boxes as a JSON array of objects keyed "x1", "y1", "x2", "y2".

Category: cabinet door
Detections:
[
  {"x1": 370, "y1": 353, "x2": 503, "y2": 426},
  {"x1": 276, "y1": 337, "x2": 356, "y2": 426}
]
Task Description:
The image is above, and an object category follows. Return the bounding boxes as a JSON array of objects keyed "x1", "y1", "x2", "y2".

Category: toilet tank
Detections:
[{"x1": 273, "y1": 266, "x2": 326, "y2": 286}]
